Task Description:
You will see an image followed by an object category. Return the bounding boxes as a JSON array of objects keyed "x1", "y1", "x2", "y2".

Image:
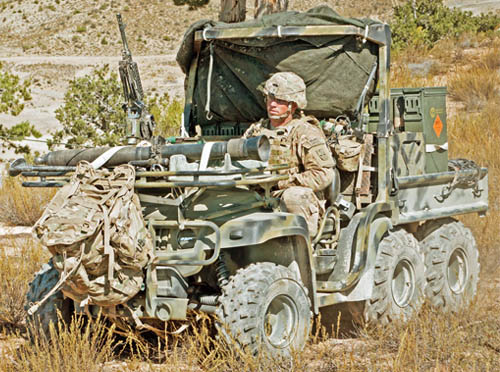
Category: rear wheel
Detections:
[
  {"x1": 216, "y1": 262, "x2": 311, "y2": 357},
  {"x1": 364, "y1": 229, "x2": 425, "y2": 324},
  {"x1": 25, "y1": 261, "x2": 73, "y2": 339},
  {"x1": 419, "y1": 220, "x2": 479, "y2": 311}
]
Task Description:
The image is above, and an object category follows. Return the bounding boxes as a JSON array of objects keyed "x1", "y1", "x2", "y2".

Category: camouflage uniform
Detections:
[{"x1": 245, "y1": 72, "x2": 335, "y2": 237}]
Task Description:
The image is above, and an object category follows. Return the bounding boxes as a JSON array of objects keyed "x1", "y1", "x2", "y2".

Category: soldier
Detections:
[{"x1": 244, "y1": 72, "x2": 336, "y2": 237}]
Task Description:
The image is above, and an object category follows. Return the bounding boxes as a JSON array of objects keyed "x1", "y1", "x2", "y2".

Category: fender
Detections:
[
  {"x1": 219, "y1": 212, "x2": 309, "y2": 248},
  {"x1": 319, "y1": 217, "x2": 393, "y2": 306},
  {"x1": 318, "y1": 202, "x2": 393, "y2": 308},
  {"x1": 219, "y1": 212, "x2": 319, "y2": 313}
]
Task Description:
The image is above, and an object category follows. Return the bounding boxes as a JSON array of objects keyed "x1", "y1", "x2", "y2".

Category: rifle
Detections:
[{"x1": 116, "y1": 13, "x2": 155, "y2": 144}]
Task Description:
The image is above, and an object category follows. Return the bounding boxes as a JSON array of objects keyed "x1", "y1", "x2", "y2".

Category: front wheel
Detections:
[
  {"x1": 216, "y1": 262, "x2": 311, "y2": 357},
  {"x1": 25, "y1": 261, "x2": 73, "y2": 339},
  {"x1": 364, "y1": 229, "x2": 425, "y2": 324},
  {"x1": 419, "y1": 220, "x2": 479, "y2": 312}
]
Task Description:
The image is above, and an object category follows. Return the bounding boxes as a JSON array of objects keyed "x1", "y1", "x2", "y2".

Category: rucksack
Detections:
[{"x1": 33, "y1": 161, "x2": 152, "y2": 307}]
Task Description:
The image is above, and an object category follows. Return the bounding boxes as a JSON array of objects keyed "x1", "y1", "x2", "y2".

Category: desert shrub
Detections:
[
  {"x1": 0, "y1": 62, "x2": 40, "y2": 155},
  {"x1": 51, "y1": 65, "x2": 184, "y2": 148},
  {"x1": 391, "y1": 0, "x2": 500, "y2": 50},
  {"x1": 0, "y1": 238, "x2": 49, "y2": 330},
  {"x1": 0, "y1": 315, "x2": 116, "y2": 372},
  {"x1": 0, "y1": 175, "x2": 55, "y2": 226},
  {"x1": 50, "y1": 64, "x2": 126, "y2": 149},
  {"x1": 148, "y1": 93, "x2": 183, "y2": 138}
]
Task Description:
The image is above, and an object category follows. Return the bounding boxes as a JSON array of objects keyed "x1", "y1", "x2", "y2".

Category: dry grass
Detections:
[
  {"x1": 2, "y1": 298, "x2": 498, "y2": 371},
  {"x1": 0, "y1": 238, "x2": 49, "y2": 331},
  {"x1": 0, "y1": 175, "x2": 55, "y2": 226},
  {"x1": 448, "y1": 101, "x2": 500, "y2": 274},
  {"x1": 1, "y1": 29, "x2": 500, "y2": 372},
  {"x1": 0, "y1": 314, "x2": 116, "y2": 372},
  {"x1": 447, "y1": 43, "x2": 500, "y2": 111},
  {"x1": 448, "y1": 68, "x2": 500, "y2": 112}
]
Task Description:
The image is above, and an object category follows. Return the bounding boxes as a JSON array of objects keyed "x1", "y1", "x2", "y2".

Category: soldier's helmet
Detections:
[{"x1": 263, "y1": 72, "x2": 307, "y2": 109}]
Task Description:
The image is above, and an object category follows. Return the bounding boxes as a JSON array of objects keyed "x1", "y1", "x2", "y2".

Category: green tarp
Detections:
[{"x1": 176, "y1": 6, "x2": 381, "y2": 134}]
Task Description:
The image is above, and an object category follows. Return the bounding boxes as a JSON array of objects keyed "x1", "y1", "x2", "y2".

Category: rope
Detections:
[{"x1": 27, "y1": 244, "x2": 85, "y2": 316}]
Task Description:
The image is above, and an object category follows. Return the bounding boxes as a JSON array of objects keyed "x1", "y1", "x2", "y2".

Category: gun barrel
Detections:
[
  {"x1": 34, "y1": 136, "x2": 270, "y2": 166},
  {"x1": 116, "y1": 13, "x2": 131, "y2": 57}
]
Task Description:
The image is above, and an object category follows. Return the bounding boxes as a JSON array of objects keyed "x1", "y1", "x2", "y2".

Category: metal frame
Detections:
[{"x1": 190, "y1": 23, "x2": 392, "y2": 202}]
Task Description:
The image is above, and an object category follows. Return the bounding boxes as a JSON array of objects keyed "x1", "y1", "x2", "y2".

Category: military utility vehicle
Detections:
[{"x1": 10, "y1": 7, "x2": 488, "y2": 356}]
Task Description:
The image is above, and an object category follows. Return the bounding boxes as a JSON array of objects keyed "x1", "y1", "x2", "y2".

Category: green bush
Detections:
[
  {"x1": 0, "y1": 62, "x2": 39, "y2": 155},
  {"x1": 51, "y1": 65, "x2": 184, "y2": 149},
  {"x1": 148, "y1": 93, "x2": 183, "y2": 138},
  {"x1": 50, "y1": 65, "x2": 126, "y2": 149},
  {"x1": 0, "y1": 62, "x2": 31, "y2": 116},
  {"x1": 391, "y1": 0, "x2": 500, "y2": 50}
]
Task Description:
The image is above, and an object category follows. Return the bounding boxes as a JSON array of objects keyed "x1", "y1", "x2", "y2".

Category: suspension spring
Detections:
[{"x1": 216, "y1": 251, "x2": 230, "y2": 288}]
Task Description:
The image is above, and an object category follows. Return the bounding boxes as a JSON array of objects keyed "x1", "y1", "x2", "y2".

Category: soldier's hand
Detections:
[{"x1": 278, "y1": 175, "x2": 296, "y2": 189}]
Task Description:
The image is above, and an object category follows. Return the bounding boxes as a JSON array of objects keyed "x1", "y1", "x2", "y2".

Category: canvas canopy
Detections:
[{"x1": 177, "y1": 6, "x2": 381, "y2": 135}]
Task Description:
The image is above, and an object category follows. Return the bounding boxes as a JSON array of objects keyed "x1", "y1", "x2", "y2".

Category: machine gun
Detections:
[{"x1": 117, "y1": 13, "x2": 155, "y2": 144}]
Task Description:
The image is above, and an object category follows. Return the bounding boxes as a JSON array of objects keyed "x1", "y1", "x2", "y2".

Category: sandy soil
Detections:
[
  {"x1": 446, "y1": 0, "x2": 500, "y2": 14},
  {"x1": 0, "y1": 53, "x2": 185, "y2": 160}
]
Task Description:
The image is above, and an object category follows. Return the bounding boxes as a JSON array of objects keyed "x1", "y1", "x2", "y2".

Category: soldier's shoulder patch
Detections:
[{"x1": 302, "y1": 136, "x2": 325, "y2": 149}]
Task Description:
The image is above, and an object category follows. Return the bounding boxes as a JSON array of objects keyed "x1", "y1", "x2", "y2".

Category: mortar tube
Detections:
[
  {"x1": 35, "y1": 146, "x2": 152, "y2": 166},
  {"x1": 35, "y1": 135, "x2": 270, "y2": 166}
]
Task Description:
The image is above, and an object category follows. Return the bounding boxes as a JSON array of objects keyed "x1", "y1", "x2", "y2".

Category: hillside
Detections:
[
  {"x1": 0, "y1": 0, "x2": 397, "y2": 57},
  {"x1": 0, "y1": 0, "x2": 398, "y2": 159}
]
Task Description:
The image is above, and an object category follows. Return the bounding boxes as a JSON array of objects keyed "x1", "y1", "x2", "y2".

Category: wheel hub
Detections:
[
  {"x1": 391, "y1": 259, "x2": 415, "y2": 308},
  {"x1": 447, "y1": 248, "x2": 468, "y2": 294},
  {"x1": 264, "y1": 294, "x2": 298, "y2": 348}
]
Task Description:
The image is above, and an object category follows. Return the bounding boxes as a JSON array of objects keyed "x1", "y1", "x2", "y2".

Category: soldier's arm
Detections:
[{"x1": 280, "y1": 128, "x2": 336, "y2": 192}]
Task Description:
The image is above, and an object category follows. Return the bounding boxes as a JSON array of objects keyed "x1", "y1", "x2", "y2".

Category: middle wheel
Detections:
[{"x1": 364, "y1": 229, "x2": 425, "y2": 324}]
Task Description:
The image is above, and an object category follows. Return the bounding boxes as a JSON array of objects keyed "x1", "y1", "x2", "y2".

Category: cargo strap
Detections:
[
  {"x1": 27, "y1": 244, "x2": 85, "y2": 316},
  {"x1": 205, "y1": 42, "x2": 214, "y2": 120},
  {"x1": 91, "y1": 146, "x2": 126, "y2": 169},
  {"x1": 425, "y1": 143, "x2": 448, "y2": 153},
  {"x1": 199, "y1": 142, "x2": 215, "y2": 170}
]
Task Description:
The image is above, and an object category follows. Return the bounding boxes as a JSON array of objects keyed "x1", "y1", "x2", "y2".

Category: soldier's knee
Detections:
[{"x1": 281, "y1": 186, "x2": 315, "y2": 208}]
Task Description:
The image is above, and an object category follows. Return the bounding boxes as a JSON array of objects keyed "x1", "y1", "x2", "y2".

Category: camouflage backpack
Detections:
[{"x1": 33, "y1": 161, "x2": 152, "y2": 307}]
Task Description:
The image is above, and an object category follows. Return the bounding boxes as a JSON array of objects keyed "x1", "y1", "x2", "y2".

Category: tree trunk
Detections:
[{"x1": 219, "y1": 0, "x2": 246, "y2": 23}]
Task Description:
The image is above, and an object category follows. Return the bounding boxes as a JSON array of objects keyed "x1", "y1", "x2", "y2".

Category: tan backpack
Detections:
[{"x1": 33, "y1": 161, "x2": 152, "y2": 307}]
